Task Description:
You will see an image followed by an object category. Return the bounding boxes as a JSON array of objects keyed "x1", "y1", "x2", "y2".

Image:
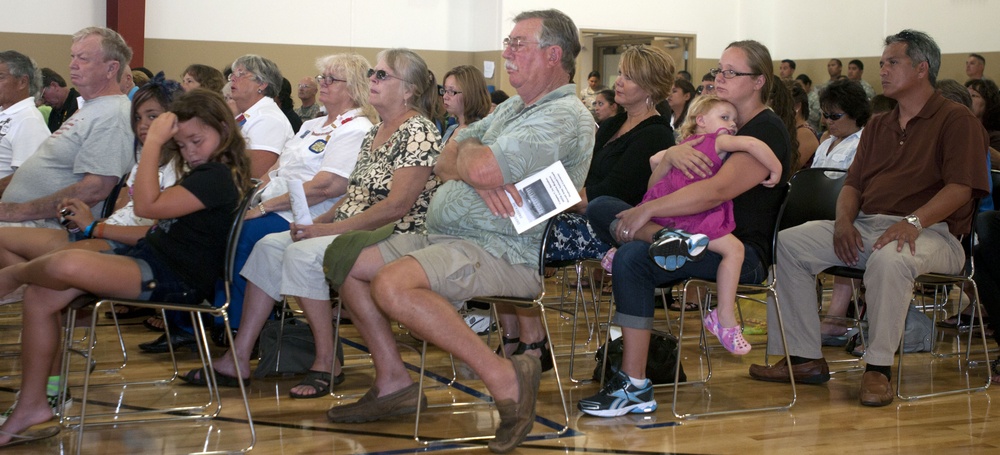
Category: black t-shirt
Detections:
[
  {"x1": 731, "y1": 109, "x2": 792, "y2": 268},
  {"x1": 145, "y1": 162, "x2": 240, "y2": 299},
  {"x1": 584, "y1": 113, "x2": 675, "y2": 206}
]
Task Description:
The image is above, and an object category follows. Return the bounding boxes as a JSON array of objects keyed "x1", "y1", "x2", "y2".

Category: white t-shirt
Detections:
[
  {"x1": 104, "y1": 161, "x2": 179, "y2": 226},
  {"x1": 0, "y1": 97, "x2": 51, "y2": 178},
  {"x1": 238, "y1": 96, "x2": 293, "y2": 155},
  {"x1": 811, "y1": 127, "x2": 863, "y2": 170},
  {"x1": 260, "y1": 109, "x2": 373, "y2": 222}
]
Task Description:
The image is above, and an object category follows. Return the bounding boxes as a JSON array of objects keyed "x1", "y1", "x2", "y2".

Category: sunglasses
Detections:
[
  {"x1": 367, "y1": 68, "x2": 403, "y2": 82},
  {"x1": 822, "y1": 112, "x2": 846, "y2": 120}
]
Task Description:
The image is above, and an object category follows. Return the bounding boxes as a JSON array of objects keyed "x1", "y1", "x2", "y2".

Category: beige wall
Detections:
[{"x1": 7, "y1": 31, "x2": 999, "y2": 109}]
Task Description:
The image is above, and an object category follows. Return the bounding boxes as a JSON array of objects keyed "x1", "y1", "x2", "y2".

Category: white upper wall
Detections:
[
  {"x1": 0, "y1": 0, "x2": 106, "y2": 34},
  {"x1": 145, "y1": 0, "x2": 502, "y2": 51},
  {"x1": 4, "y1": 0, "x2": 999, "y2": 58}
]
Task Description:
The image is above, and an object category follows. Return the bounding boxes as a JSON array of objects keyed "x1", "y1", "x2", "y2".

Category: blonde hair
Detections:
[
  {"x1": 619, "y1": 45, "x2": 675, "y2": 106},
  {"x1": 678, "y1": 95, "x2": 733, "y2": 140}
]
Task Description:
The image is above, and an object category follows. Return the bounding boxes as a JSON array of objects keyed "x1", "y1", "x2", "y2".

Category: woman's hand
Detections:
[
  {"x1": 661, "y1": 138, "x2": 713, "y2": 179},
  {"x1": 144, "y1": 112, "x2": 178, "y2": 149},
  {"x1": 613, "y1": 204, "x2": 653, "y2": 243},
  {"x1": 290, "y1": 222, "x2": 335, "y2": 241},
  {"x1": 60, "y1": 198, "x2": 95, "y2": 228}
]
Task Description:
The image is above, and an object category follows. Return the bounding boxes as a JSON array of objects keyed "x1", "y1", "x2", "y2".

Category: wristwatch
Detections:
[{"x1": 903, "y1": 214, "x2": 922, "y2": 233}]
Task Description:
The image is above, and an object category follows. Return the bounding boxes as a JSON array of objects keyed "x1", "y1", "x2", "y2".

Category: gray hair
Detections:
[
  {"x1": 513, "y1": 9, "x2": 581, "y2": 76},
  {"x1": 884, "y1": 29, "x2": 941, "y2": 86},
  {"x1": 72, "y1": 27, "x2": 133, "y2": 81},
  {"x1": 231, "y1": 54, "x2": 283, "y2": 98},
  {"x1": 375, "y1": 48, "x2": 438, "y2": 119},
  {"x1": 0, "y1": 50, "x2": 41, "y2": 98}
]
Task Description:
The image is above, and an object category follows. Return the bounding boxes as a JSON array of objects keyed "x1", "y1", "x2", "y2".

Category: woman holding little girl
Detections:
[{"x1": 578, "y1": 40, "x2": 792, "y2": 417}]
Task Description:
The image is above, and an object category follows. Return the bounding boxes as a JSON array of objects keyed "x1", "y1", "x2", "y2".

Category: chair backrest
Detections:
[
  {"x1": 991, "y1": 169, "x2": 999, "y2": 209},
  {"x1": 224, "y1": 183, "x2": 264, "y2": 286},
  {"x1": 99, "y1": 174, "x2": 129, "y2": 219},
  {"x1": 776, "y1": 167, "x2": 847, "y2": 232}
]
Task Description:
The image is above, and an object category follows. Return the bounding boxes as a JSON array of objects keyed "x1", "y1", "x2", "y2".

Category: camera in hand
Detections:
[{"x1": 59, "y1": 208, "x2": 80, "y2": 233}]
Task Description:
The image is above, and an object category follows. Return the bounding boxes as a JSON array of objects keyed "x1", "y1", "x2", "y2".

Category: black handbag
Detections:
[{"x1": 592, "y1": 332, "x2": 686, "y2": 384}]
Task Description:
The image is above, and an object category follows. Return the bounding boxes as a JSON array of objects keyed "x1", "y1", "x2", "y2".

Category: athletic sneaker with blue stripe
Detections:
[
  {"x1": 578, "y1": 369, "x2": 656, "y2": 417},
  {"x1": 648, "y1": 228, "x2": 709, "y2": 271}
]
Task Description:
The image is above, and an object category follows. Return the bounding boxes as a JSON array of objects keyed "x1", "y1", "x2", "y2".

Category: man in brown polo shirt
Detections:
[{"x1": 748, "y1": 29, "x2": 989, "y2": 407}]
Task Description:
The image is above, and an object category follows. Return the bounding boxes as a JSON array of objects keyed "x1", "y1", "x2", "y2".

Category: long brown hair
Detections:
[{"x1": 166, "y1": 89, "x2": 252, "y2": 198}]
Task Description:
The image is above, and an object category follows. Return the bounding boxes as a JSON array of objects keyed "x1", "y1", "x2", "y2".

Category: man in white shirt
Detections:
[
  {"x1": 0, "y1": 50, "x2": 50, "y2": 196},
  {"x1": 966, "y1": 53, "x2": 985, "y2": 80}
]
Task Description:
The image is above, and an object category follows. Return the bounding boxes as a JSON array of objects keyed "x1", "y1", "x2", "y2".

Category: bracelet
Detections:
[
  {"x1": 83, "y1": 221, "x2": 99, "y2": 238},
  {"x1": 94, "y1": 222, "x2": 105, "y2": 239},
  {"x1": 258, "y1": 203, "x2": 266, "y2": 216}
]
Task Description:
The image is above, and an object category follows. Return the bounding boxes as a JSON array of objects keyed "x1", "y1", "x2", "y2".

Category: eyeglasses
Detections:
[
  {"x1": 502, "y1": 36, "x2": 540, "y2": 52},
  {"x1": 710, "y1": 68, "x2": 761, "y2": 79},
  {"x1": 439, "y1": 87, "x2": 462, "y2": 97},
  {"x1": 702, "y1": 84, "x2": 715, "y2": 92},
  {"x1": 315, "y1": 74, "x2": 347, "y2": 86},
  {"x1": 367, "y1": 68, "x2": 403, "y2": 82},
  {"x1": 227, "y1": 69, "x2": 254, "y2": 82},
  {"x1": 822, "y1": 112, "x2": 846, "y2": 120}
]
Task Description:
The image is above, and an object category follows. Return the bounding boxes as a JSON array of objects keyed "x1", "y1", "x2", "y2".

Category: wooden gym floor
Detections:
[{"x1": 0, "y1": 273, "x2": 998, "y2": 454}]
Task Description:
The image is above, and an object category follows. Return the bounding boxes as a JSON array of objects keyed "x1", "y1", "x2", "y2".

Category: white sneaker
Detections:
[{"x1": 463, "y1": 308, "x2": 496, "y2": 335}]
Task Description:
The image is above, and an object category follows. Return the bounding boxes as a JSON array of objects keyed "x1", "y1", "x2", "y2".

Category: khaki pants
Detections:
[{"x1": 766, "y1": 213, "x2": 963, "y2": 366}]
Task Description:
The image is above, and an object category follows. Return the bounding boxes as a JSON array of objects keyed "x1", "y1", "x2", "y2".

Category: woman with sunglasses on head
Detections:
[
  {"x1": 439, "y1": 65, "x2": 490, "y2": 145},
  {"x1": 181, "y1": 49, "x2": 442, "y2": 399},
  {"x1": 139, "y1": 54, "x2": 376, "y2": 353},
  {"x1": 581, "y1": 40, "x2": 791, "y2": 416},
  {"x1": 228, "y1": 54, "x2": 295, "y2": 178}
]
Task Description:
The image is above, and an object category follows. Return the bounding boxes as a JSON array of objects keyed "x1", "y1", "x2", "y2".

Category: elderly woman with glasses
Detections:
[
  {"x1": 140, "y1": 54, "x2": 377, "y2": 352},
  {"x1": 228, "y1": 54, "x2": 295, "y2": 177},
  {"x1": 181, "y1": 49, "x2": 442, "y2": 399}
]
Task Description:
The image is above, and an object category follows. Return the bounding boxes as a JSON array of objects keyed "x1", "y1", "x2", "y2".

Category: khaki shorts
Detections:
[{"x1": 377, "y1": 233, "x2": 542, "y2": 309}]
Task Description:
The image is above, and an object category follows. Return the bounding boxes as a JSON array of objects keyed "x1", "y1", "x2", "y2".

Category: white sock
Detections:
[{"x1": 628, "y1": 375, "x2": 648, "y2": 387}]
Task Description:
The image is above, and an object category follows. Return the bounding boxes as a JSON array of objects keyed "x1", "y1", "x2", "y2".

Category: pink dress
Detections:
[{"x1": 640, "y1": 132, "x2": 735, "y2": 240}]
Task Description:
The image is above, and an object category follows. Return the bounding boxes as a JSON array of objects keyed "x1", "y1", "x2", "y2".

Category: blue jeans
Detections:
[
  {"x1": 587, "y1": 195, "x2": 767, "y2": 330},
  {"x1": 974, "y1": 210, "x2": 1000, "y2": 345}
]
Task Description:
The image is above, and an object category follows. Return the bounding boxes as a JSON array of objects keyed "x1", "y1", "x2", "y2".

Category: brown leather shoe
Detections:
[
  {"x1": 488, "y1": 355, "x2": 541, "y2": 454},
  {"x1": 326, "y1": 383, "x2": 427, "y2": 423},
  {"x1": 859, "y1": 371, "x2": 894, "y2": 407},
  {"x1": 748, "y1": 357, "x2": 830, "y2": 384}
]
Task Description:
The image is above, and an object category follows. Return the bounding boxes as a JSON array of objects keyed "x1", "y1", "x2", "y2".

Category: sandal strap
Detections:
[
  {"x1": 501, "y1": 335, "x2": 520, "y2": 346},
  {"x1": 521, "y1": 338, "x2": 549, "y2": 351}
]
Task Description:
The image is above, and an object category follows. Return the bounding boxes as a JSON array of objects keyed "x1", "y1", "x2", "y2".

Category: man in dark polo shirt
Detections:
[
  {"x1": 40, "y1": 68, "x2": 79, "y2": 132},
  {"x1": 749, "y1": 29, "x2": 989, "y2": 407}
]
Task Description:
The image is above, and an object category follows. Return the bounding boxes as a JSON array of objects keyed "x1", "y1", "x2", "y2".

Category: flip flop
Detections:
[
  {"x1": 0, "y1": 426, "x2": 60, "y2": 447},
  {"x1": 289, "y1": 369, "x2": 344, "y2": 399},
  {"x1": 668, "y1": 300, "x2": 699, "y2": 312},
  {"x1": 180, "y1": 367, "x2": 250, "y2": 388}
]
